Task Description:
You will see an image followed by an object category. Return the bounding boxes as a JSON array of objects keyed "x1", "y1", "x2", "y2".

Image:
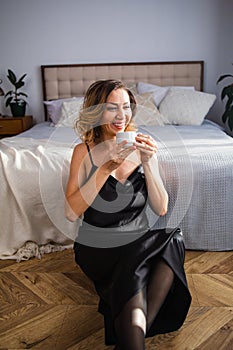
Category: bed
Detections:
[{"x1": 1, "y1": 60, "x2": 232, "y2": 260}]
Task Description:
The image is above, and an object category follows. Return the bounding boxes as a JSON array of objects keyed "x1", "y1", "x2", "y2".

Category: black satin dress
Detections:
[{"x1": 74, "y1": 144, "x2": 191, "y2": 342}]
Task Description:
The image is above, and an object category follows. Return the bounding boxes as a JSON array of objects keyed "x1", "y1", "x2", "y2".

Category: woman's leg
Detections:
[
  {"x1": 113, "y1": 259, "x2": 174, "y2": 349},
  {"x1": 114, "y1": 289, "x2": 147, "y2": 350},
  {"x1": 146, "y1": 258, "x2": 174, "y2": 333}
]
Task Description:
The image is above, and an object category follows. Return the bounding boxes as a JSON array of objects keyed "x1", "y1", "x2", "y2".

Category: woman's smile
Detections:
[{"x1": 112, "y1": 120, "x2": 126, "y2": 131}]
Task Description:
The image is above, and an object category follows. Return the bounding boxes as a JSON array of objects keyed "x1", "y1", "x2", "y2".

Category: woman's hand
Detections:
[
  {"x1": 134, "y1": 133, "x2": 158, "y2": 163},
  {"x1": 101, "y1": 140, "x2": 136, "y2": 173}
]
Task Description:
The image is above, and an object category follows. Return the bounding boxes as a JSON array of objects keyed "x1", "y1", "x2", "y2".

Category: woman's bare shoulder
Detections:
[
  {"x1": 69, "y1": 143, "x2": 89, "y2": 169},
  {"x1": 72, "y1": 142, "x2": 87, "y2": 158}
]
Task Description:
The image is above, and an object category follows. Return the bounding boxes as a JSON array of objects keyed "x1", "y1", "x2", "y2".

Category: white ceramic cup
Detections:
[{"x1": 116, "y1": 131, "x2": 137, "y2": 147}]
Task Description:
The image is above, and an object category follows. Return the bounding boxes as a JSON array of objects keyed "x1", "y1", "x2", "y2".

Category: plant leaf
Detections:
[
  {"x1": 228, "y1": 110, "x2": 233, "y2": 130},
  {"x1": 222, "y1": 106, "x2": 233, "y2": 130},
  {"x1": 5, "y1": 96, "x2": 13, "y2": 107},
  {"x1": 18, "y1": 74, "x2": 27, "y2": 84},
  {"x1": 221, "y1": 85, "x2": 233, "y2": 100},
  {"x1": 7, "y1": 69, "x2": 17, "y2": 84},
  {"x1": 228, "y1": 119, "x2": 233, "y2": 131},
  {"x1": 226, "y1": 97, "x2": 233, "y2": 110},
  {"x1": 4, "y1": 91, "x2": 13, "y2": 98},
  {"x1": 217, "y1": 74, "x2": 233, "y2": 84},
  {"x1": 18, "y1": 92, "x2": 28, "y2": 97},
  {"x1": 15, "y1": 81, "x2": 24, "y2": 89},
  {"x1": 222, "y1": 109, "x2": 229, "y2": 123}
]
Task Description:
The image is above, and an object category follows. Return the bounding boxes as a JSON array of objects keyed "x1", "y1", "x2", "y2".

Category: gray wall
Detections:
[{"x1": 0, "y1": 0, "x2": 233, "y2": 129}]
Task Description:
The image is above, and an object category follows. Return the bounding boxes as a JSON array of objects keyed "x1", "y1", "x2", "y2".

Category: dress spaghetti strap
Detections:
[{"x1": 85, "y1": 142, "x2": 95, "y2": 167}]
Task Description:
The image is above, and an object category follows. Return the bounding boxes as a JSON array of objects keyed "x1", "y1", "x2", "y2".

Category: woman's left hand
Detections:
[{"x1": 134, "y1": 133, "x2": 158, "y2": 163}]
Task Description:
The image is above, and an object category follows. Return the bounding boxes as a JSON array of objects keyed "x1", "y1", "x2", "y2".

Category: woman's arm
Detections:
[
  {"x1": 142, "y1": 155, "x2": 168, "y2": 216},
  {"x1": 135, "y1": 134, "x2": 168, "y2": 216},
  {"x1": 65, "y1": 143, "x2": 111, "y2": 221}
]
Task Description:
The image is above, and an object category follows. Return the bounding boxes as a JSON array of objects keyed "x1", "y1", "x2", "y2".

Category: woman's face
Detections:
[{"x1": 100, "y1": 88, "x2": 132, "y2": 138}]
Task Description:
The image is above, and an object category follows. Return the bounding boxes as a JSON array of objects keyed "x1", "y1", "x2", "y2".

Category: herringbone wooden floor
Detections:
[{"x1": 0, "y1": 249, "x2": 232, "y2": 350}]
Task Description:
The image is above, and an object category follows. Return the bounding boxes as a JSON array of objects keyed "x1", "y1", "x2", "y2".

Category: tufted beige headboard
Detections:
[{"x1": 41, "y1": 61, "x2": 204, "y2": 120}]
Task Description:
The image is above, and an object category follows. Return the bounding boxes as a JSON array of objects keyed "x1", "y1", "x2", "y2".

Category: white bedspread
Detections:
[
  {"x1": 0, "y1": 124, "x2": 80, "y2": 259},
  {"x1": 0, "y1": 121, "x2": 232, "y2": 259},
  {"x1": 142, "y1": 122, "x2": 233, "y2": 251}
]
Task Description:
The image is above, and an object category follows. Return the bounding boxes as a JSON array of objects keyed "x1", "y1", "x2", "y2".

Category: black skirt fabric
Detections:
[{"x1": 74, "y1": 227, "x2": 191, "y2": 337}]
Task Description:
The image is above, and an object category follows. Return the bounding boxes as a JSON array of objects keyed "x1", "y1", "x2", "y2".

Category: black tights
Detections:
[{"x1": 114, "y1": 258, "x2": 174, "y2": 350}]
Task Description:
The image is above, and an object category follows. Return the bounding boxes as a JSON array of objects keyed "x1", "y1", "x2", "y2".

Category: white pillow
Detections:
[
  {"x1": 137, "y1": 82, "x2": 195, "y2": 107},
  {"x1": 125, "y1": 82, "x2": 138, "y2": 95},
  {"x1": 137, "y1": 82, "x2": 169, "y2": 106},
  {"x1": 44, "y1": 97, "x2": 80, "y2": 124},
  {"x1": 56, "y1": 97, "x2": 84, "y2": 127},
  {"x1": 159, "y1": 88, "x2": 216, "y2": 125},
  {"x1": 133, "y1": 92, "x2": 167, "y2": 126}
]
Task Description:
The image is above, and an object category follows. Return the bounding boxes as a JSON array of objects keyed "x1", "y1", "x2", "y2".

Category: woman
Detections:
[{"x1": 65, "y1": 80, "x2": 191, "y2": 350}]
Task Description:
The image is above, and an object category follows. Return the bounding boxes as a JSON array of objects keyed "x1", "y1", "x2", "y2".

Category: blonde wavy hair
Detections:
[{"x1": 75, "y1": 80, "x2": 137, "y2": 143}]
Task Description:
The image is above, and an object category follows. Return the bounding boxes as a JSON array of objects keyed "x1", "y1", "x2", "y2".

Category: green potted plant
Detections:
[
  {"x1": 5, "y1": 69, "x2": 28, "y2": 117},
  {"x1": 217, "y1": 65, "x2": 233, "y2": 130}
]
